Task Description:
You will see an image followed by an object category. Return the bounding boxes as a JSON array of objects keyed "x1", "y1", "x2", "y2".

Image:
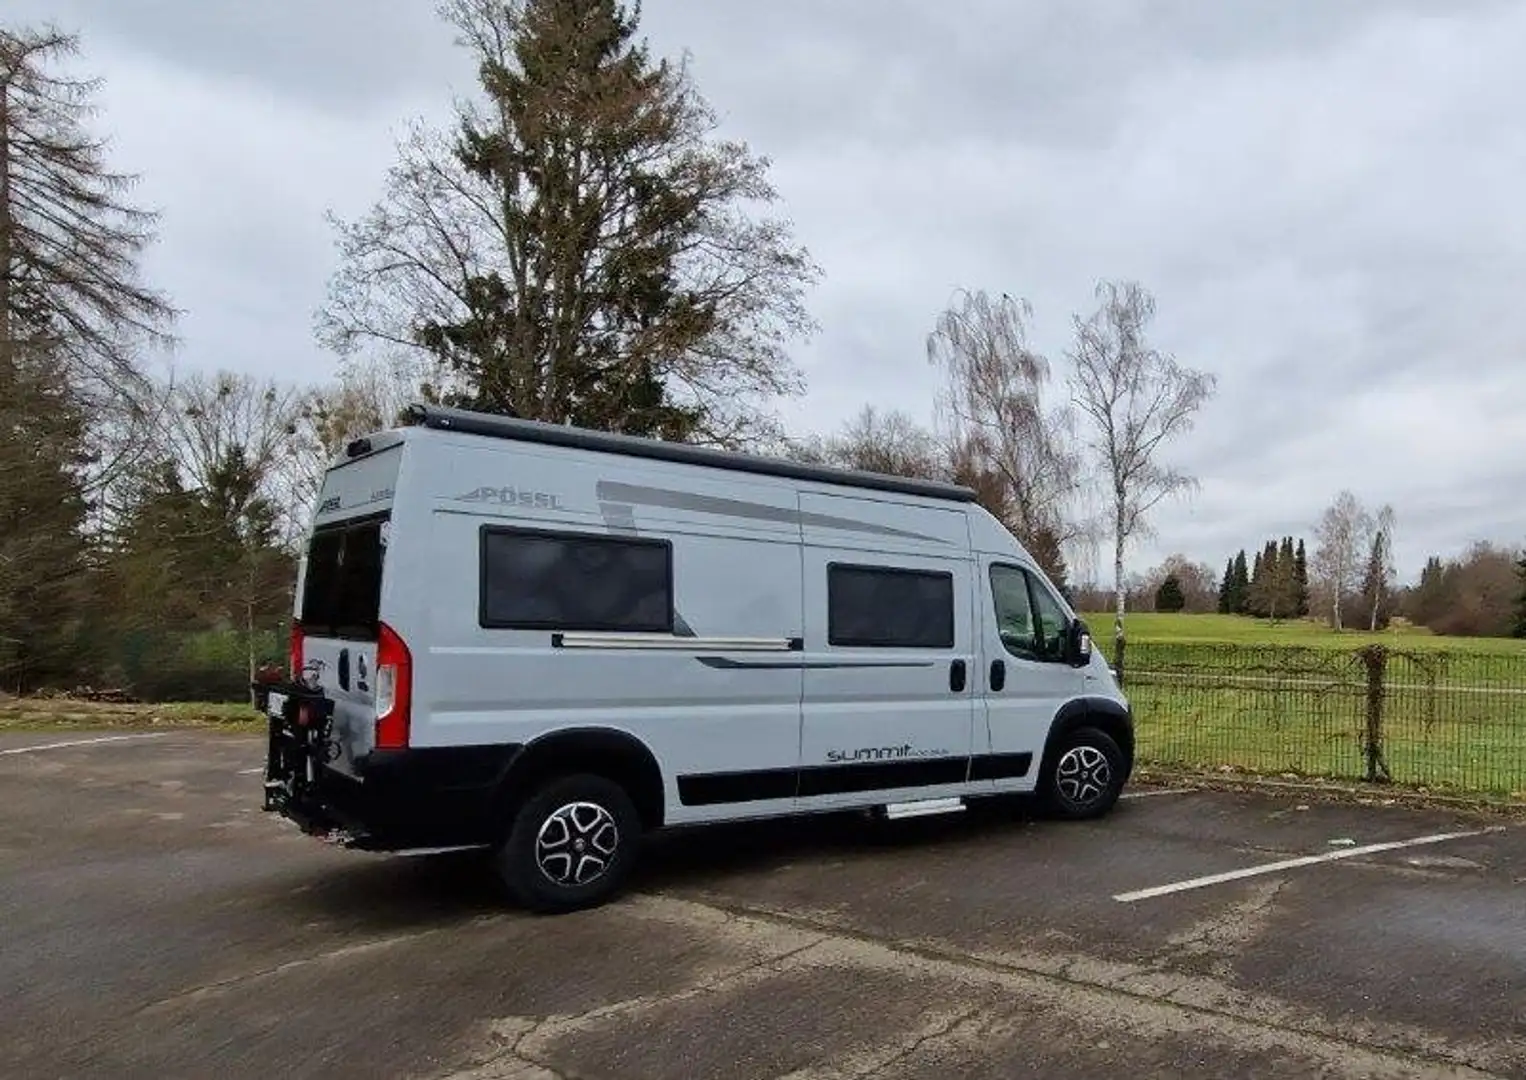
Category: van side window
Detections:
[
  {"x1": 990, "y1": 564, "x2": 1067, "y2": 662},
  {"x1": 480, "y1": 528, "x2": 673, "y2": 633},
  {"x1": 827, "y1": 564, "x2": 954, "y2": 649}
]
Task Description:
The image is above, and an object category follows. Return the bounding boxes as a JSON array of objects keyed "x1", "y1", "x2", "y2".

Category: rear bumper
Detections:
[
  {"x1": 301, "y1": 745, "x2": 523, "y2": 850},
  {"x1": 254, "y1": 679, "x2": 521, "y2": 851}
]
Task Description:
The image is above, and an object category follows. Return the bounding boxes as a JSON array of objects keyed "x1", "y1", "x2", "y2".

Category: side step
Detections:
[{"x1": 882, "y1": 796, "x2": 966, "y2": 821}]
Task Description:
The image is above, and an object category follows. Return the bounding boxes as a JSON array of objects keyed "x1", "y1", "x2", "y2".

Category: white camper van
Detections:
[{"x1": 257, "y1": 403, "x2": 1133, "y2": 913}]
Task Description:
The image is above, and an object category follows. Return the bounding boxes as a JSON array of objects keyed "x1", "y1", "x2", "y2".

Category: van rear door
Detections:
[{"x1": 295, "y1": 511, "x2": 390, "y2": 775}]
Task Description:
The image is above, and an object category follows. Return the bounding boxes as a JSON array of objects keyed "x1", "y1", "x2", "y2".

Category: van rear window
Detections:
[
  {"x1": 480, "y1": 527, "x2": 673, "y2": 633},
  {"x1": 300, "y1": 515, "x2": 387, "y2": 640}
]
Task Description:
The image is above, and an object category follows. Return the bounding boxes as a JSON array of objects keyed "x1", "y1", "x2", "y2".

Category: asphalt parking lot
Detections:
[{"x1": 2, "y1": 729, "x2": 1524, "y2": 1079}]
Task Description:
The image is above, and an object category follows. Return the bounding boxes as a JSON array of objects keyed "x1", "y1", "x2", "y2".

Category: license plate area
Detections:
[{"x1": 252, "y1": 679, "x2": 336, "y2": 815}]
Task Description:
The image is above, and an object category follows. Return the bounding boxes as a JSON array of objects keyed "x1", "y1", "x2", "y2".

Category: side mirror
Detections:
[{"x1": 1068, "y1": 619, "x2": 1093, "y2": 667}]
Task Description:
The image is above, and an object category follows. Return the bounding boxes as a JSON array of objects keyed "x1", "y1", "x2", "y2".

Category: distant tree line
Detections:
[
  {"x1": 1096, "y1": 528, "x2": 1526, "y2": 642},
  {"x1": 1214, "y1": 538, "x2": 1310, "y2": 619}
]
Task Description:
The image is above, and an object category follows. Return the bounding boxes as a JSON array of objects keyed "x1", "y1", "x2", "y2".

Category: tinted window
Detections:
[
  {"x1": 300, "y1": 517, "x2": 387, "y2": 640},
  {"x1": 990, "y1": 564, "x2": 1067, "y2": 662},
  {"x1": 481, "y1": 529, "x2": 672, "y2": 633},
  {"x1": 827, "y1": 564, "x2": 955, "y2": 649}
]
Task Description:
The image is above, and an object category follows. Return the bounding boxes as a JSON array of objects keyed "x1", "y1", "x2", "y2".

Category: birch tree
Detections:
[
  {"x1": 1067, "y1": 280, "x2": 1216, "y2": 655},
  {"x1": 925, "y1": 288, "x2": 1088, "y2": 584},
  {"x1": 1311, "y1": 490, "x2": 1373, "y2": 630}
]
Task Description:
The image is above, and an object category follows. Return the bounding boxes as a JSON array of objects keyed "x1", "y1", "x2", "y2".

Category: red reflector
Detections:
[
  {"x1": 374, "y1": 622, "x2": 412, "y2": 750},
  {"x1": 289, "y1": 620, "x2": 305, "y2": 680}
]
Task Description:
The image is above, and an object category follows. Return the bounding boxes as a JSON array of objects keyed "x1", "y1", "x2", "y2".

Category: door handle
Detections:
[
  {"x1": 989, "y1": 659, "x2": 1006, "y2": 692},
  {"x1": 949, "y1": 659, "x2": 967, "y2": 693}
]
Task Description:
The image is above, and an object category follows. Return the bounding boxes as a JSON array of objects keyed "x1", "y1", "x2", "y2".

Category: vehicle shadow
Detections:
[
  {"x1": 630, "y1": 797, "x2": 1039, "y2": 892},
  {"x1": 265, "y1": 798, "x2": 1047, "y2": 929}
]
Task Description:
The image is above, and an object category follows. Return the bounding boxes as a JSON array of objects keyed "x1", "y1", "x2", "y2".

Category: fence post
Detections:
[{"x1": 1359, "y1": 645, "x2": 1391, "y2": 784}]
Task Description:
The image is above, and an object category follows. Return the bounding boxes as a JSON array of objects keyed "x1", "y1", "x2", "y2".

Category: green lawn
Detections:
[{"x1": 1079, "y1": 614, "x2": 1526, "y2": 800}]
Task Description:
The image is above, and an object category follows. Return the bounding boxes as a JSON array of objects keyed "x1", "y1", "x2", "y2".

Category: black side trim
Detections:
[
  {"x1": 405, "y1": 401, "x2": 977, "y2": 503},
  {"x1": 677, "y1": 768, "x2": 798, "y2": 806},
  {"x1": 676, "y1": 751, "x2": 1033, "y2": 807},
  {"x1": 797, "y1": 757, "x2": 968, "y2": 797},
  {"x1": 695, "y1": 657, "x2": 936, "y2": 670},
  {"x1": 969, "y1": 752, "x2": 1033, "y2": 781}
]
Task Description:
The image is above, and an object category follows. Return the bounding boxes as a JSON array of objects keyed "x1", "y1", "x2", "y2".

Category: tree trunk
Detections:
[
  {"x1": 0, "y1": 84, "x2": 12, "y2": 353},
  {"x1": 1332, "y1": 586, "x2": 1342, "y2": 631},
  {"x1": 1112, "y1": 504, "x2": 1126, "y2": 653},
  {"x1": 245, "y1": 560, "x2": 257, "y2": 707}
]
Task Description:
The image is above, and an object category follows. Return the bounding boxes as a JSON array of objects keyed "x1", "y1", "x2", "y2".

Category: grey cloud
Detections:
[{"x1": 4, "y1": 0, "x2": 1524, "y2": 585}]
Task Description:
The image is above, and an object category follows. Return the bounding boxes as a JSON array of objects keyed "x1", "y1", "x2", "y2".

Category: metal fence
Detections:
[{"x1": 1114, "y1": 641, "x2": 1526, "y2": 801}]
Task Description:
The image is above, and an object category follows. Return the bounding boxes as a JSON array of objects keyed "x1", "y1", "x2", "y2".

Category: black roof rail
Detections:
[{"x1": 400, "y1": 402, "x2": 978, "y2": 503}]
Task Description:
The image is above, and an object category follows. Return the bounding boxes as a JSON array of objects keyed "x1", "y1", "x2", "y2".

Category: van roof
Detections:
[{"x1": 399, "y1": 402, "x2": 978, "y2": 504}]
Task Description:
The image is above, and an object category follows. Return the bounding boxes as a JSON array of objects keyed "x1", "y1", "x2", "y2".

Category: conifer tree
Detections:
[
  {"x1": 1232, "y1": 549, "x2": 1250, "y2": 614},
  {"x1": 1294, "y1": 537, "x2": 1310, "y2": 616},
  {"x1": 1513, "y1": 550, "x2": 1526, "y2": 639}
]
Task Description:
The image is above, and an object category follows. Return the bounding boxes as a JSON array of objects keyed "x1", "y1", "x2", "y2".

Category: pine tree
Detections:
[
  {"x1": 1218, "y1": 557, "x2": 1235, "y2": 614},
  {"x1": 1155, "y1": 574, "x2": 1186, "y2": 613},
  {"x1": 1294, "y1": 538, "x2": 1310, "y2": 616},
  {"x1": 1512, "y1": 550, "x2": 1526, "y2": 639},
  {"x1": 319, "y1": 0, "x2": 817, "y2": 445},
  {"x1": 1232, "y1": 549, "x2": 1250, "y2": 614},
  {"x1": 1411, "y1": 555, "x2": 1446, "y2": 628}
]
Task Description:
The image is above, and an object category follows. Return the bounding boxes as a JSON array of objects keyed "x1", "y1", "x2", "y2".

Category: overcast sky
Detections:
[{"x1": 10, "y1": 0, "x2": 1526, "y2": 585}]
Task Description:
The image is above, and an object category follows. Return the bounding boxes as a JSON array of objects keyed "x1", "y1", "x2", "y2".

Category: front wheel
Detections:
[
  {"x1": 1039, "y1": 726, "x2": 1125, "y2": 820},
  {"x1": 494, "y1": 773, "x2": 642, "y2": 914}
]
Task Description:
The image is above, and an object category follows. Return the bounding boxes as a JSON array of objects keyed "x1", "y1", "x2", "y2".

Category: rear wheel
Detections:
[
  {"x1": 495, "y1": 773, "x2": 642, "y2": 914},
  {"x1": 1039, "y1": 726, "x2": 1125, "y2": 820}
]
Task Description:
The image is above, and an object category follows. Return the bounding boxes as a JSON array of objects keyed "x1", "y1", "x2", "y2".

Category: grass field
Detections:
[
  {"x1": 5, "y1": 613, "x2": 1523, "y2": 802},
  {"x1": 1078, "y1": 611, "x2": 1526, "y2": 653},
  {"x1": 1082, "y1": 614, "x2": 1526, "y2": 799}
]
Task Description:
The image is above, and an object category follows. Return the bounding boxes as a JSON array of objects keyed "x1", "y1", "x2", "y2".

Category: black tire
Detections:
[
  {"x1": 1038, "y1": 726, "x2": 1126, "y2": 820},
  {"x1": 494, "y1": 773, "x2": 642, "y2": 914}
]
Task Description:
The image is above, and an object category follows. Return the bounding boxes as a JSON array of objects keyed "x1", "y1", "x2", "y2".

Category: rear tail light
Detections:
[
  {"x1": 374, "y1": 622, "x2": 412, "y2": 750},
  {"x1": 289, "y1": 620, "x2": 305, "y2": 680}
]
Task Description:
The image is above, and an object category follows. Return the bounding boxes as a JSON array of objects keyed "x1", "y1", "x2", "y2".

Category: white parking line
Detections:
[
  {"x1": 1114, "y1": 826, "x2": 1505, "y2": 903},
  {"x1": 0, "y1": 732, "x2": 170, "y2": 757},
  {"x1": 236, "y1": 767, "x2": 263, "y2": 775},
  {"x1": 1121, "y1": 788, "x2": 1196, "y2": 799}
]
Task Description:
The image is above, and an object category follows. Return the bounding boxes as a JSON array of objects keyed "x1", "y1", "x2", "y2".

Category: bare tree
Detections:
[
  {"x1": 288, "y1": 353, "x2": 423, "y2": 524},
  {"x1": 1311, "y1": 490, "x2": 1373, "y2": 630},
  {"x1": 153, "y1": 370, "x2": 309, "y2": 691},
  {"x1": 0, "y1": 25, "x2": 177, "y2": 491},
  {"x1": 316, "y1": 0, "x2": 818, "y2": 449},
  {"x1": 1067, "y1": 280, "x2": 1216, "y2": 655},
  {"x1": 926, "y1": 289, "x2": 1088, "y2": 571},
  {"x1": 778, "y1": 405, "x2": 943, "y2": 479}
]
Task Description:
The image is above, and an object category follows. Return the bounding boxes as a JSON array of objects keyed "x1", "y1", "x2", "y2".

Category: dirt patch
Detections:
[{"x1": 0, "y1": 699, "x2": 261, "y2": 732}]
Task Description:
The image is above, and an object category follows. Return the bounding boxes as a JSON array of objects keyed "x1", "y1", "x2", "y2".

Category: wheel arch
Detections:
[
  {"x1": 496, "y1": 727, "x2": 667, "y2": 832},
  {"x1": 1040, "y1": 696, "x2": 1135, "y2": 781}
]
